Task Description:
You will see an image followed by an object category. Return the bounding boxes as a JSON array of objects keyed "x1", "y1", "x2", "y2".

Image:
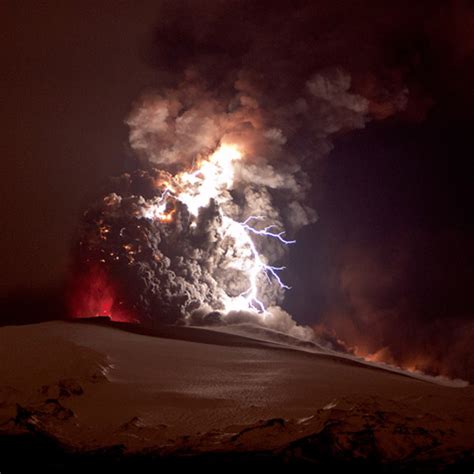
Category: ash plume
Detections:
[
  {"x1": 71, "y1": 67, "x2": 389, "y2": 335},
  {"x1": 70, "y1": 1, "x2": 411, "y2": 338}
]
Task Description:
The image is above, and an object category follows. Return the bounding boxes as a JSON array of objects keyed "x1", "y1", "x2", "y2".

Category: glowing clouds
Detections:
[
  {"x1": 131, "y1": 142, "x2": 293, "y2": 316},
  {"x1": 71, "y1": 66, "x2": 374, "y2": 333},
  {"x1": 69, "y1": 265, "x2": 134, "y2": 323},
  {"x1": 175, "y1": 144, "x2": 242, "y2": 216}
]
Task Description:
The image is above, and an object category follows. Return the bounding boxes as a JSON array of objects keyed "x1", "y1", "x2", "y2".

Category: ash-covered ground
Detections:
[{"x1": 0, "y1": 319, "x2": 472, "y2": 471}]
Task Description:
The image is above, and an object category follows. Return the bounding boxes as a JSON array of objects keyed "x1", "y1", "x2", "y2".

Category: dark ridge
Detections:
[{"x1": 0, "y1": 431, "x2": 471, "y2": 473}]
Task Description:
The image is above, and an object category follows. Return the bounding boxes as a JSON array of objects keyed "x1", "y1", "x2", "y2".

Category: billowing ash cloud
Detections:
[{"x1": 70, "y1": 0, "x2": 410, "y2": 338}]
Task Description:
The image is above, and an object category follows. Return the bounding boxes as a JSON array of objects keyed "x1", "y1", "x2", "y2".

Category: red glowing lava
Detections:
[{"x1": 69, "y1": 265, "x2": 134, "y2": 323}]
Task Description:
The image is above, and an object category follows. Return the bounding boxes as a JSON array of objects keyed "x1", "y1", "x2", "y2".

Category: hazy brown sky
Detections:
[{"x1": 1, "y1": 2, "x2": 160, "y2": 290}]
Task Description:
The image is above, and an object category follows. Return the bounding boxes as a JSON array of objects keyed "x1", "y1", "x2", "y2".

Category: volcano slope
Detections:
[{"x1": 0, "y1": 320, "x2": 472, "y2": 471}]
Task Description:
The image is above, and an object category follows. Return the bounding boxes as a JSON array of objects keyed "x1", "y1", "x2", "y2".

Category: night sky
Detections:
[{"x1": 2, "y1": 1, "x2": 473, "y2": 380}]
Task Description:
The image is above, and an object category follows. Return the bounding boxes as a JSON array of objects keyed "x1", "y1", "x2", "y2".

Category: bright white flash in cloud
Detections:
[{"x1": 144, "y1": 144, "x2": 294, "y2": 317}]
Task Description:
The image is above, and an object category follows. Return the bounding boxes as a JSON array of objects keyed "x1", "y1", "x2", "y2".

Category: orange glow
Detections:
[
  {"x1": 144, "y1": 144, "x2": 242, "y2": 222},
  {"x1": 159, "y1": 208, "x2": 176, "y2": 223},
  {"x1": 69, "y1": 265, "x2": 135, "y2": 323},
  {"x1": 352, "y1": 345, "x2": 437, "y2": 375}
]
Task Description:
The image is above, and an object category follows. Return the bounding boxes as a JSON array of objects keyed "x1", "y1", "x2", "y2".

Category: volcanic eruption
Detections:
[{"x1": 69, "y1": 71, "x2": 385, "y2": 335}]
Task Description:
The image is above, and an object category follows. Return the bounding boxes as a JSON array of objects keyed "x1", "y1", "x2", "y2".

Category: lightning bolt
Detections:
[
  {"x1": 241, "y1": 216, "x2": 296, "y2": 245},
  {"x1": 223, "y1": 215, "x2": 295, "y2": 314},
  {"x1": 142, "y1": 145, "x2": 296, "y2": 317}
]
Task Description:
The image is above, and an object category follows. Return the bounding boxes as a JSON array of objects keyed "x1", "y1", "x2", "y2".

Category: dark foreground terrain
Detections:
[{"x1": 0, "y1": 320, "x2": 472, "y2": 472}]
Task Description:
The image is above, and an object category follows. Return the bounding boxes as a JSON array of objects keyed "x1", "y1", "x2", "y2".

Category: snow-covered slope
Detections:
[{"x1": 0, "y1": 320, "x2": 472, "y2": 469}]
